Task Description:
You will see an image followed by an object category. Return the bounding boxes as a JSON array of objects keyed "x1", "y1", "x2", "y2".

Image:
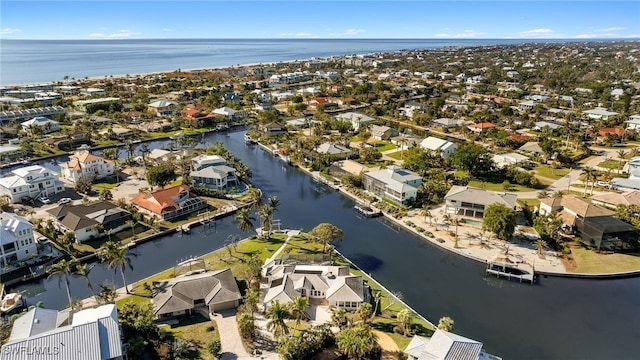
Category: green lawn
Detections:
[
  {"x1": 597, "y1": 159, "x2": 624, "y2": 170},
  {"x1": 534, "y1": 165, "x2": 571, "y2": 180},
  {"x1": 386, "y1": 151, "x2": 406, "y2": 160},
  {"x1": 165, "y1": 315, "x2": 220, "y2": 360},
  {"x1": 517, "y1": 198, "x2": 541, "y2": 209},
  {"x1": 467, "y1": 179, "x2": 540, "y2": 192},
  {"x1": 371, "y1": 141, "x2": 397, "y2": 152},
  {"x1": 570, "y1": 247, "x2": 640, "y2": 273}
]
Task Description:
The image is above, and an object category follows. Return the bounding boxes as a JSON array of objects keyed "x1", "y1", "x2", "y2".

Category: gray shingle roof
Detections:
[{"x1": 445, "y1": 186, "x2": 517, "y2": 209}]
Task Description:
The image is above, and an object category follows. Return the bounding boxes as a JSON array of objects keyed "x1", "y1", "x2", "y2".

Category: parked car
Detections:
[
  {"x1": 58, "y1": 197, "x2": 72, "y2": 204},
  {"x1": 39, "y1": 196, "x2": 51, "y2": 204},
  {"x1": 36, "y1": 236, "x2": 50, "y2": 244},
  {"x1": 596, "y1": 181, "x2": 610, "y2": 188}
]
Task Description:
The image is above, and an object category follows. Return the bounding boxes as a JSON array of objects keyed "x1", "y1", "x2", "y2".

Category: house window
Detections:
[
  {"x1": 26, "y1": 176, "x2": 32, "y2": 180},
  {"x1": 46, "y1": 181, "x2": 51, "y2": 185}
]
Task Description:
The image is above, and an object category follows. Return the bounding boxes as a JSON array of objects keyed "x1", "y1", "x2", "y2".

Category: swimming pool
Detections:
[{"x1": 461, "y1": 218, "x2": 483, "y2": 226}]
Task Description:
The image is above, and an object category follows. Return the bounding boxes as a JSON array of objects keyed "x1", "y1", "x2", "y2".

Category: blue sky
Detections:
[{"x1": 1, "y1": 1, "x2": 639, "y2": 40}]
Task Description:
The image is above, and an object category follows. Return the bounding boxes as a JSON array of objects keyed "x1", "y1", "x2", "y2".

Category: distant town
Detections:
[{"x1": 0, "y1": 40, "x2": 639, "y2": 359}]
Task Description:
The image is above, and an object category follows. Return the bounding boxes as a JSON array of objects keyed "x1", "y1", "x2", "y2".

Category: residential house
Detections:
[
  {"x1": 132, "y1": 184, "x2": 207, "y2": 220},
  {"x1": 405, "y1": 329, "x2": 501, "y2": 360},
  {"x1": 539, "y1": 195, "x2": 639, "y2": 250},
  {"x1": 147, "y1": 100, "x2": 178, "y2": 116},
  {"x1": 73, "y1": 97, "x2": 121, "y2": 112},
  {"x1": 313, "y1": 143, "x2": 354, "y2": 160},
  {"x1": 612, "y1": 156, "x2": 640, "y2": 191},
  {"x1": 21, "y1": 116, "x2": 60, "y2": 134},
  {"x1": 369, "y1": 125, "x2": 398, "y2": 141},
  {"x1": 518, "y1": 142, "x2": 545, "y2": 157},
  {"x1": 583, "y1": 107, "x2": 619, "y2": 121},
  {"x1": 0, "y1": 165, "x2": 64, "y2": 203},
  {"x1": 492, "y1": 152, "x2": 531, "y2": 169},
  {"x1": 467, "y1": 122, "x2": 496, "y2": 134},
  {"x1": 138, "y1": 120, "x2": 174, "y2": 133},
  {"x1": 0, "y1": 304, "x2": 124, "y2": 360},
  {"x1": 591, "y1": 190, "x2": 640, "y2": 209},
  {"x1": 143, "y1": 148, "x2": 183, "y2": 165},
  {"x1": 46, "y1": 201, "x2": 132, "y2": 243},
  {"x1": 597, "y1": 127, "x2": 625, "y2": 139},
  {"x1": 0, "y1": 106, "x2": 65, "y2": 124},
  {"x1": 624, "y1": 115, "x2": 640, "y2": 131},
  {"x1": 432, "y1": 118, "x2": 467, "y2": 129},
  {"x1": 419, "y1": 136, "x2": 457, "y2": 158},
  {"x1": 261, "y1": 262, "x2": 368, "y2": 310},
  {"x1": 59, "y1": 148, "x2": 115, "y2": 183},
  {"x1": 190, "y1": 155, "x2": 240, "y2": 192},
  {"x1": 221, "y1": 92, "x2": 242, "y2": 103},
  {"x1": 0, "y1": 212, "x2": 36, "y2": 265},
  {"x1": 152, "y1": 269, "x2": 242, "y2": 319},
  {"x1": 363, "y1": 166, "x2": 422, "y2": 205},
  {"x1": 212, "y1": 106, "x2": 244, "y2": 122},
  {"x1": 334, "y1": 112, "x2": 375, "y2": 131},
  {"x1": 0, "y1": 145, "x2": 22, "y2": 163},
  {"x1": 398, "y1": 102, "x2": 426, "y2": 119},
  {"x1": 261, "y1": 122, "x2": 288, "y2": 137},
  {"x1": 534, "y1": 121, "x2": 563, "y2": 131},
  {"x1": 444, "y1": 186, "x2": 517, "y2": 219}
]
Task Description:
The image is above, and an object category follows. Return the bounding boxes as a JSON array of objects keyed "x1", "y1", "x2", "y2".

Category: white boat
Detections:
[
  {"x1": 0, "y1": 293, "x2": 23, "y2": 314},
  {"x1": 244, "y1": 134, "x2": 256, "y2": 144}
]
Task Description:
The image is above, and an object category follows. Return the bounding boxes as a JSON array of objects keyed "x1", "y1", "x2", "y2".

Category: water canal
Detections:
[{"x1": 8, "y1": 130, "x2": 640, "y2": 359}]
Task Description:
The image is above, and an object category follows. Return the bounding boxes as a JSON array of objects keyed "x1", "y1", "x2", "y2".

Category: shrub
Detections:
[
  {"x1": 207, "y1": 340, "x2": 221, "y2": 357},
  {"x1": 436, "y1": 238, "x2": 445, "y2": 243},
  {"x1": 425, "y1": 231, "x2": 434, "y2": 238},
  {"x1": 393, "y1": 326, "x2": 403, "y2": 334},
  {"x1": 416, "y1": 227, "x2": 425, "y2": 233},
  {"x1": 206, "y1": 325, "x2": 215, "y2": 332},
  {"x1": 562, "y1": 246, "x2": 571, "y2": 255},
  {"x1": 405, "y1": 221, "x2": 415, "y2": 227}
]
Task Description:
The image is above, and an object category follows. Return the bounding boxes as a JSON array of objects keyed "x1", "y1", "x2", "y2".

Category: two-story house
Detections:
[
  {"x1": 190, "y1": 155, "x2": 239, "y2": 192},
  {"x1": 59, "y1": 148, "x2": 115, "y2": 183},
  {"x1": 444, "y1": 186, "x2": 517, "y2": 219},
  {"x1": 20, "y1": 116, "x2": 60, "y2": 134},
  {"x1": 132, "y1": 184, "x2": 207, "y2": 220},
  {"x1": 0, "y1": 212, "x2": 37, "y2": 265},
  {"x1": 0, "y1": 165, "x2": 64, "y2": 203},
  {"x1": 362, "y1": 166, "x2": 422, "y2": 205},
  {"x1": 46, "y1": 201, "x2": 132, "y2": 243}
]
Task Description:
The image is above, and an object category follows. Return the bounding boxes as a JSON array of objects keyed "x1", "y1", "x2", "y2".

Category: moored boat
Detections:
[{"x1": 0, "y1": 293, "x2": 24, "y2": 314}]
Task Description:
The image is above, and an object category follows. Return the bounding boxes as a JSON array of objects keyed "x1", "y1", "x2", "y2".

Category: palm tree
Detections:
[
  {"x1": 397, "y1": 308, "x2": 413, "y2": 335},
  {"x1": 371, "y1": 290, "x2": 382, "y2": 319},
  {"x1": 336, "y1": 324, "x2": 379, "y2": 360},
  {"x1": 100, "y1": 241, "x2": 135, "y2": 294},
  {"x1": 580, "y1": 166, "x2": 596, "y2": 197},
  {"x1": 257, "y1": 204, "x2": 274, "y2": 238},
  {"x1": 442, "y1": 213, "x2": 453, "y2": 231},
  {"x1": 438, "y1": 316, "x2": 454, "y2": 332},
  {"x1": 267, "y1": 195, "x2": 280, "y2": 213},
  {"x1": 265, "y1": 300, "x2": 290, "y2": 338},
  {"x1": 535, "y1": 239, "x2": 548, "y2": 258},
  {"x1": 247, "y1": 186, "x2": 262, "y2": 210},
  {"x1": 288, "y1": 296, "x2": 309, "y2": 330},
  {"x1": 75, "y1": 263, "x2": 96, "y2": 298},
  {"x1": 617, "y1": 149, "x2": 627, "y2": 173},
  {"x1": 234, "y1": 207, "x2": 255, "y2": 233},
  {"x1": 421, "y1": 205, "x2": 432, "y2": 226},
  {"x1": 47, "y1": 259, "x2": 77, "y2": 307},
  {"x1": 126, "y1": 219, "x2": 137, "y2": 240}
]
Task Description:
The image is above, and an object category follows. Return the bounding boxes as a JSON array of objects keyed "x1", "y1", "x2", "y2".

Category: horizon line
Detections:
[{"x1": 2, "y1": 37, "x2": 639, "y2": 41}]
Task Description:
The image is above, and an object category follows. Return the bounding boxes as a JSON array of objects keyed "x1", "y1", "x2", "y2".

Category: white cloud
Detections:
[
  {"x1": 573, "y1": 26, "x2": 628, "y2": 39},
  {"x1": 295, "y1": 32, "x2": 313, "y2": 37},
  {"x1": 162, "y1": 28, "x2": 174, "y2": 32},
  {"x1": 343, "y1": 29, "x2": 365, "y2": 36},
  {"x1": 432, "y1": 33, "x2": 450, "y2": 38},
  {"x1": 519, "y1": 28, "x2": 557, "y2": 38},
  {"x1": 0, "y1": 28, "x2": 22, "y2": 34},
  {"x1": 89, "y1": 29, "x2": 141, "y2": 38},
  {"x1": 432, "y1": 30, "x2": 486, "y2": 38},
  {"x1": 594, "y1": 27, "x2": 625, "y2": 33},
  {"x1": 278, "y1": 32, "x2": 315, "y2": 37}
]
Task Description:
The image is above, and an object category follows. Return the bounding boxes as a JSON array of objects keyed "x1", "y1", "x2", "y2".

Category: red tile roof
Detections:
[
  {"x1": 598, "y1": 128, "x2": 624, "y2": 137},
  {"x1": 469, "y1": 122, "x2": 496, "y2": 129},
  {"x1": 132, "y1": 184, "x2": 191, "y2": 215}
]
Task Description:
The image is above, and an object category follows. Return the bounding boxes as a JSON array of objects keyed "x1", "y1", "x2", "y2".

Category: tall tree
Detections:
[
  {"x1": 234, "y1": 207, "x2": 255, "y2": 233},
  {"x1": 308, "y1": 223, "x2": 344, "y2": 253},
  {"x1": 75, "y1": 263, "x2": 96, "y2": 299},
  {"x1": 100, "y1": 241, "x2": 135, "y2": 294},
  {"x1": 580, "y1": 166, "x2": 596, "y2": 197},
  {"x1": 438, "y1": 316, "x2": 455, "y2": 332},
  {"x1": 47, "y1": 259, "x2": 77, "y2": 307},
  {"x1": 146, "y1": 165, "x2": 177, "y2": 189},
  {"x1": 265, "y1": 300, "x2": 290, "y2": 338},
  {"x1": 288, "y1": 296, "x2": 309, "y2": 330},
  {"x1": 451, "y1": 144, "x2": 494, "y2": 176},
  {"x1": 482, "y1": 203, "x2": 517, "y2": 241},
  {"x1": 258, "y1": 204, "x2": 274, "y2": 238},
  {"x1": 336, "y1": 324, "x2": 379, "y2": 360}
]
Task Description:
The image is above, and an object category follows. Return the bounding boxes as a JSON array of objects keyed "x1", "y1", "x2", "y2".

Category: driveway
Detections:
[{"x1": 213, "y1": 310, "x2": 252, "y2": 360}]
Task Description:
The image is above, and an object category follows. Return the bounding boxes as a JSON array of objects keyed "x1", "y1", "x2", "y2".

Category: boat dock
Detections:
[{"x1": 486, "y1": 258, "x2": 535, "y2": 284}]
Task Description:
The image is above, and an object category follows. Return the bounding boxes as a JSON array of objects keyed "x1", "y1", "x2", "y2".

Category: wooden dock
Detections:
[{"x1": 486, "y1": 261, "x2": 535, "y2": 284}]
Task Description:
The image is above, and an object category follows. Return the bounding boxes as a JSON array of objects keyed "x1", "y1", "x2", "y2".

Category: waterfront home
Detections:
[
  {"x1": 0, "y1": 165, "x2": 64, "y2": 203},
  {"x1": 144, "y1": 148, "x2": 184, "y2": 165},
  {"x1": 533, "y1": 121, "x2": 563, "y2": 131},
  {"x1": 190, "y1": 155, "x2": 240, "y2": 192},
  {"x1": 137, "y1": 120, "x2": 174, "y2": 133},
  {"x1": 444, "y1": 186, "x2": 517, "y2": 219},
  {"x1": 0, "y1": 212, "x2": 36, "y2": 265},
  {"x1": 313, "y1": 143, "x2": 354, "y2": 160},
  {"x1": 0, "y1": 145, "x2": 22, "y2": 163},
  {"x1": 583, "y1": 107, "x2": 619, "y2": 121},
  {"x1": 467, "y1": 122, "x2": 496, "y2": 134},
  {"x1": 334, "y1": 112, "x2": 375, "y2": 131},
  {"x1": 261, "y1": 261, "x2": 368, "y2": 310},
  {"x1": 0, "y1": 304, "x2": 124, "y2": 360},
  {"x1": 152, "y1": 269, "x2": 242, "y2": 319},
  {"x1": 21, "y1": 116, "x2": 60, "y2": 134},
  {"x1": 362, "y1": 165, "x2": 422, "y2": 205},
  {"x1": 539, "y1": 195, "x2": 640, "y2": 251},
  {"x1": 46, "y1": 201, "x2": 132, "y2": 243},
  {"x1": 370, "y1": 125, "x2": 398, "y2": 140},
  {"x1": 131, "y1": 184, "x2": 207, "y2": 220},
  {"x1": 405, "y1": 329, "x2": 501, "y2": 360},
  {"x1": 147, "y1": 100, "x2": 178, "y2": 116},
  {"x1": 59, "y1": 148, "x2": 115, "y2": 183},
  {"x1": 432, "y1": 117, "x2": 467, "y2": 129},
  {"x1": 419, "y1": 136, "x2": 457, "y2": 158},
  {"x1": 212, "y1": 106, "x2": 245, "y2": 122},
  {"x1": 260, "y1": 122, "x2": 288, "y2": 137}
]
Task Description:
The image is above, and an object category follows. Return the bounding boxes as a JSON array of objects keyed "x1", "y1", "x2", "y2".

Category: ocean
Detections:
[{"x1": 0, "y1": 38, "x2": 574, "y2": 85}]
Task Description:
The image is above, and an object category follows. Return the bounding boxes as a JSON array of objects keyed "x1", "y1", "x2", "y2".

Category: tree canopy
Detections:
[
  {"x1": 146, "y1": 165, "x2": 177, "y2": 189},
  {"x1": 308, "y1": 223, "x2": 344, "y2": 253},
  {"x1": 482, "y1": 203, "x2": 517, "y2": 241},
  {"x1": 451, "y1": 143, "x2": 494, "y2": 176}
]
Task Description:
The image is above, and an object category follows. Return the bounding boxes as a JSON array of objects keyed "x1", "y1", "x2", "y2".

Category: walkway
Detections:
[
  {"x1": 373, "y1": 330, "x2": 401, "y2": 360},
  {"x1": 214, "y1": 309, "x2": 253, "y2": 360}
]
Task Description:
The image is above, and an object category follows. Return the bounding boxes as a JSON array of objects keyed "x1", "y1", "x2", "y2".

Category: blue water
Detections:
[{"x1": 1, "y1": 38, "x2": 580, "y2": 85}]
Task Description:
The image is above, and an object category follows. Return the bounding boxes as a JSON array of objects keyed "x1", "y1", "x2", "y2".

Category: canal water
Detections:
[{"x1": 8, "y1": 130, "x2": 640, "y2": 359}]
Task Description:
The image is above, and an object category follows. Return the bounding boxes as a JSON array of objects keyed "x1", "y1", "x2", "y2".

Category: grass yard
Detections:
[
  {"x1": 386, "y1": 151, "x2": 406, "y2": 160},
  {"x1": 597, "y1": 159, "x2": 624, "y2": 170},
  {"x1": 517, "y1": 198, "x2": 541, "y2": 209},
  {"x1": 467, "y1": 179, "x2": 540, "y2": 192},
  {"x1": 371, "y1": 141, "x2": 397, "y2": 152},
  {"x1": 534, "y1": 164, "x2": 571, "y2": 180},
  {"x1": 165, "y1": 315, "x2": 220, "y2": 360},
  {"x1": 570, "y1": 247, "x2": 640, "y2": 273}
]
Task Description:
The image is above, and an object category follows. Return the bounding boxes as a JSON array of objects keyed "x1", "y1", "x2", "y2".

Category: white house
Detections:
[
  {"x1": 0, "y1": 212, "x2": 37, "y2": 266},
  {"x1": 21, "y1": 116, "x2": 60, "y2": 134},
  {"x1": 405, "y1": 329, "x2": 501, "y2": 360},
  {"x1": 492, "y1": 152, "x2": 531, "y2": 168},
  {"x1": 191, "y1": 154, "x2": 228, "y2": 171},
  {"x1": 419, "y1": 136, "x2": 457, "y2": 158},
  {"x1": 583, "y1": 107, "x2": 619, "y2": 120},
  {"x1": 212, "y1": 106, "x2": 244, "y2": 121},
  {"x1": 625, "y1": 115, "x2": 640, "y2": 131},
  {"x1": 191, "y1": 165, "x2": 239, "y2": 192},
  {"x1": 362, "y1": 166, "x2": 422, "y2": 205},
  {"x1": 0, "y1": 165, "x2": 64, "y2": 203},
  {"x1": 334, "y1": 112, "x2": 375, "y2": 131},
  {"x1": 1, "y1": 304, "x2": 124, "y2": 360},
  {"x1": 444, "y1": 186, "x2": 517, "y2": 218},
  {"x1": 59, "y1": 148, "x2": 115, "y2": 183}
]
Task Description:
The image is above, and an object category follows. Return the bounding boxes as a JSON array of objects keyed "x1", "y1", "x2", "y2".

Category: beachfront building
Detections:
[
  {"x1": 190, "y1": 155, "x2": 240, "y2": 192},
  {"x1": 46, "y1": 201, "x2": 132, "y2": 243},
  {"x1": 131, "y1": 184, "x2": 207, "y2": 220},
  {"x1": 261, "y1": 261, "x2": 368, "y2": 310},
  {"x1": 72, "y1": 97, "x2": 121, "y2": 112},
  {"x1": 0, "y1": 212, "x2": 36, "y2": 266},
  {"x1": 334, "y1": 112, "x2": 375, "y2": 131},
  {"x1": 0, "y1": 165, "x2": 64, "y2": 203},
  {"x1": 405, "y1": 329, "x2": 502, "y2": 360},
  {"x1": 313, "y1": 143, "x2": 354, "y2": 160},
  {"x1": 539, "y1": 195, "x2": 639, "y2": 251},
  {"x1": 59, "y1": 148, "x2": 115, "y2": 183},
  {"x1": 0, "y1": 304, "x2": 124, "y2": 360},
  {"x1": 419, "y1": 136, "x2": 457, "y2": 158},
  {"x1": 147, "y1": 100, "x2": 178, "y2": 116},
  {"x1": 444, "y1": 186, "x2": 517, "y2": 219},
  {"x1": 152, "y1": 269, "x2": 242, "y2": 319},
  {"x1": 362, "y1": 166, "x2": 422, "y2": 205},
  {"x1": 21, "y1": 116, "x2": 60, "y2": 134}
]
